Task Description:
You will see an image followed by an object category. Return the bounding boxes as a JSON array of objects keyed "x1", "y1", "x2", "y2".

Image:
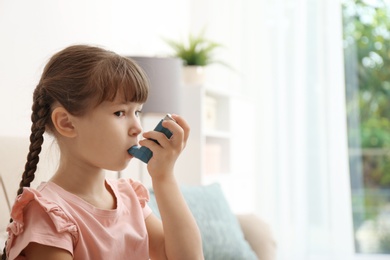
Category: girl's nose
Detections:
[{"x1": 129, "y1": 119, "x2": 143, "y2": 137}]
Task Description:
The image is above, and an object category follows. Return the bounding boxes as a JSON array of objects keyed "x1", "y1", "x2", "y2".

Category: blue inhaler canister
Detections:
[{"x1": 128, "y1": 114, "x2": 175, "y2": 163}]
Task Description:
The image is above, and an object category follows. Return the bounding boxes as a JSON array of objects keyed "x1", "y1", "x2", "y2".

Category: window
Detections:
[{"x1": 343, "y1": 0, "x2": 390, "y2": 254}]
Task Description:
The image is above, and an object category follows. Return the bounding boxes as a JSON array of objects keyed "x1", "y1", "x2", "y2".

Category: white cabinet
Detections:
[
  {"x1": 175, "y1": 85, "x2": 235, "y2": 185},
  {"x1": 176, "y1": 83, "x2": 257, "y2": 212}
]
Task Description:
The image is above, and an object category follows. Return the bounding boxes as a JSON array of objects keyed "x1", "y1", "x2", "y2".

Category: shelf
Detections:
[
  {"x1": 203, "y1": 129, "x2": 231, "y2": 139},
  {"x1": 205, "y1": 87, "x2": 232, "y2": 98},
  {"x1": 176, "y1": 84, "x2": 234, "y2": 185}
]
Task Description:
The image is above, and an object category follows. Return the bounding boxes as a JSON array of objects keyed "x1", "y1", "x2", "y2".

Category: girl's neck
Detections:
[{"x1": 50, "y1": 159, "x2": 116, "y2": 210}]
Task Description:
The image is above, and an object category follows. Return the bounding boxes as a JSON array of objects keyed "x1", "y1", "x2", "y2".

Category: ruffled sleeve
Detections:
[
  {"x1": 129, "y1": 179, "x2": 150, "y2": 208},
  {"x1": 114, "y1": 179, "x2": 153, "y2": 219},
  {"x1": 130, "y1": 180, "x2": 153, "y2": 219},
  {"x1": 6, "y1": 188, "x2": 78, "y2": 259}
]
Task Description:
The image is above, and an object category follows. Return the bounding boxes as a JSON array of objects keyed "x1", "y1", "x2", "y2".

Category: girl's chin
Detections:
[{"x1": 106, "y1": 160, "x2": 131, "y2": 173}]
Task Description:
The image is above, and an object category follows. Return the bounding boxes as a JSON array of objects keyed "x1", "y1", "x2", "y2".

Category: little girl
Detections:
[{"x1": 1, "y1": 45, "x2": 203, "y2": 260}]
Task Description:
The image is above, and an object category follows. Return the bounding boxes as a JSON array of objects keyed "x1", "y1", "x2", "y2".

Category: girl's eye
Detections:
[
  {"x1": 114, "y1": 111, "x2": 125, "y2": 117},
  {"x1": 135, "y1": 110, "x2": 142, "y2": 117}
]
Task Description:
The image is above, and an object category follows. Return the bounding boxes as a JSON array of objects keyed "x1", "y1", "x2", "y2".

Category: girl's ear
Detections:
[{"x1": 51, "y1": 107, "x2": 77, "y2": 138}]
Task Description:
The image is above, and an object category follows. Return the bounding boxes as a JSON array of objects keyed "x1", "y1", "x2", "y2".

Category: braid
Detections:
[
  {"x1": 17, "y1": 89, "x2": 50, "y2": 195},
  {"x1": 1, "y1": 88, "x2": 50, "y2": 260}
]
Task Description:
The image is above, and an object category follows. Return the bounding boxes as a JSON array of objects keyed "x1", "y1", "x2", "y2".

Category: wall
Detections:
[{"x1": 0, "y1": 0, "x2": 190, "y2": 137}]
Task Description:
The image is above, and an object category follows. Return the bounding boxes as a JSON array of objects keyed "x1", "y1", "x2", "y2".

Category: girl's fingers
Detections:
[{"x1": 169, "y1": 114, "x2": 190, "y2": 143}]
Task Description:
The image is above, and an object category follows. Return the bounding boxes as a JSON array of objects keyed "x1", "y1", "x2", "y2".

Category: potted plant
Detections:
[{"x1": 163, "y1": 29, "x2": 227, "y2": 85}]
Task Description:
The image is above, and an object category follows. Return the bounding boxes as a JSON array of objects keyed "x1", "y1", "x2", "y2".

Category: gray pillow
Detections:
[{"x1": 148, "y1": 183, "x2": 257, "y2": 260}]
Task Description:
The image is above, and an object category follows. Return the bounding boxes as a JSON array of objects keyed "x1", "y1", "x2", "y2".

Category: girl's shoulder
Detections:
[
  {"x1": 108, "y1": 178, "x2": 150, "y2": 208},
  {"x1": 6, "y1": 187, "x2": 78, "y2": 259},
  {"x1": 8, "y1": 187, "x2": 78, "y2": 237}
]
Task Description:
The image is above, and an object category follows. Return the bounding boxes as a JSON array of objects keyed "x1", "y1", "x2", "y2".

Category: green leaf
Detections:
[{"x1": 162, "y1": 30, "x2": 229, "y2": 67}]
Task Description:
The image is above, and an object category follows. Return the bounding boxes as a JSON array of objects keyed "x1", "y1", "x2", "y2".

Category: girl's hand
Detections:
[
  {"x1": 139, "y1": 114, "x2": 190, "y2": 180},
  {"x1": 142, "y1": 115, "x2": 203, "y2": 259}
]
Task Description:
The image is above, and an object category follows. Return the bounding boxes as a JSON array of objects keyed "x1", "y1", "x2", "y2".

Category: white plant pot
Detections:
[{"x1": 182, "y1": 66, "x2": 206, "y2": 86}]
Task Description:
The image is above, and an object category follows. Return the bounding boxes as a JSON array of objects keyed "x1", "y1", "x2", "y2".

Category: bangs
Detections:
[{"x1": 89, "y1": 56, "x2": 149, "y2": 106}]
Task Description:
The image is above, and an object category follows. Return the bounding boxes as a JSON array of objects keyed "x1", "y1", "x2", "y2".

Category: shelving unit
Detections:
[{"x1": 175, "y1": 84, "x2": 234, "y2": 185}]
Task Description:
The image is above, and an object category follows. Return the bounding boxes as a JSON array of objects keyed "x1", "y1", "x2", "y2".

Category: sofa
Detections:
[{"x1": 0, "y1": 136, "x2": 276, "y2": 259}]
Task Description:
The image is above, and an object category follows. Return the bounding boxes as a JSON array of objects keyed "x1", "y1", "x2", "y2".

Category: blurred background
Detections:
[{"x1": 1, "y1": 0, "x2": 389, "y2": 259}]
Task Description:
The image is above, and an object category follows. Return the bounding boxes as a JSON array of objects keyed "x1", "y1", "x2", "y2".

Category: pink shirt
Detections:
[{"x1": 6, "y1": 179, "x2": 152, "y2": 260}]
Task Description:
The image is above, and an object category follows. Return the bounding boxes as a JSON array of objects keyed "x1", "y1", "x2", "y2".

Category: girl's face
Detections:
[{"x1": 71, "y1": 95, "x2": 143, "y2": 172}]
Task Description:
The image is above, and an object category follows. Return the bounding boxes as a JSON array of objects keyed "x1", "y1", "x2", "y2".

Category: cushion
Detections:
[
  {"x1": 148, "y1": 183, "x2": 257, "y2": 260},
  {"x1": 237, "y1": 214, "x2": 276, "y2": 260}
]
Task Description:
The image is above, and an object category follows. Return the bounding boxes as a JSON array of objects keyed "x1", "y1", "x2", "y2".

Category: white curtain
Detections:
[
  {"x1": 242, "y1": 0, "x2": 356, "y2": 259},
  {"x1": 188, "y1": 0, "x2": 373, "y2": 258}
]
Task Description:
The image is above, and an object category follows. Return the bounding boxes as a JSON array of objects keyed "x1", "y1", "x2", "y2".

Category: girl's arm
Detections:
[
  {"x1": 142, "y1": 115, "x2": 203, "y2": 260},
  {"x1": 23, "y1": 243, "x2": 73, "y2": 260}
]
